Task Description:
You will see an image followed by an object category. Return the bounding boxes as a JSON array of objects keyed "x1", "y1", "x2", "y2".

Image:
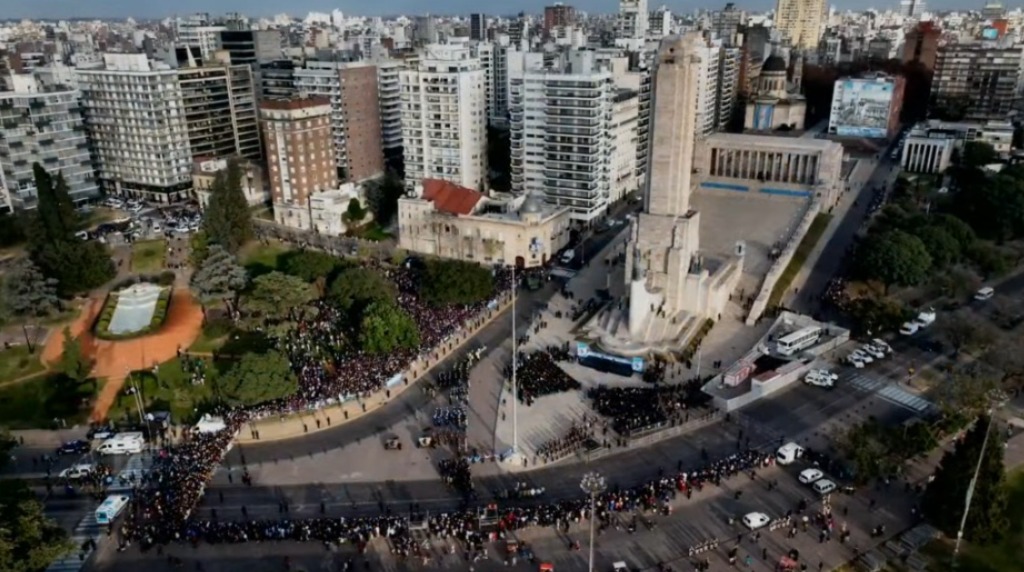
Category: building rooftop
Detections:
[
  {"x1": 422, "y1": 179, "x2": 483, "y2": 216},
  {"x1": 708, "y1": 133, "x2": 842, "y2": 153}
]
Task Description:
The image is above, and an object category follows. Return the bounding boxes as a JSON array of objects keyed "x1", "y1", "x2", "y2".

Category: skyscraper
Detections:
[
  {"x1": 399, "y1": 44, "x2": 487, "y2": 192},
  {"x1": 469, "y1": 13, "x2": 487, "y2": 41},
  {"x1": 260, "y1": 97, "x2": 338, "y2": 229},
  {"x1": 177, "y1": 55, "x2": 262, "y2": 162},
  {"x1": 774, "y1": 0, "x2": 826, "y2": 49},
  {"x1": 617, "y1": 0, "x2": 649, "y2": 40}
]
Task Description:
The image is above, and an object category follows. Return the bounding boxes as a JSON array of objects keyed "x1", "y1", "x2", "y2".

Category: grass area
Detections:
[
  {"x1": 106, "y1": 356, "x2": 218, "y2": 424},
  {"x1": 768, "y1": 213, "x2": 833, "y2": 308},
  {"x1": 0, "y1": 345, "x2": 46, "y2": 385},
  {"x1": 240, "y1": 240, "x2": 292, "y2": 278},
  {"x1": 350, "y1": 222, "x2": 393, "y2": 242},
  {"x1": 919, "y1": 469, "x2": 1024, "y2": 572},
  {"x1": 131, "y1": 238, "x2": 167, "y2": 273},
  {"x1": 0, "y1": 373, "x2": 100, "y2": 429},
  {"x1": 188, "y1": 319, "x2": 233, "y2": 353}
]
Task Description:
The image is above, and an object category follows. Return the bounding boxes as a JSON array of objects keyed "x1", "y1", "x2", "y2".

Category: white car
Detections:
[
  {"x1": 742, "y1": 512, "x2": 771, "y2": 530},
  {"x1": 847, "y1": 354, "x2": 866, "y2": 368},
  {"x1": 871, "y1": 339, "x2": 892, "y2": 354},
  {"x1": 59, "y1": 463, "x2": 96, "y2": 480},
  {"x1": 804, "y1": 370, "x2": 837, "y2": 388},
  {"x1": 862, "y1": 345, "x2": 886, "y2": 359},
  {"x1": 799, "y1": 468, "x2": 824, "y2": 484},
  {"x1": 974, "y1": 287, "x2": 994, "y2": 301},
  {"x1": 851, "y1": 349, "x2": 874, "y2": 364},
  {"x1": 900, "y1": 322, "x2": 920, "y2": 336},
  {"x1": 812, "y1": 479, "x2": 837, "y2": 495}
]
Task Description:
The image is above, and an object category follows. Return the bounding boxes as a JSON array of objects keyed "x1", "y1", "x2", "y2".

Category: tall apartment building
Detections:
[
  {"x1": 491, "y1": 35, "x2": 512, "y2": 125},
  {"x1": 775, "y1": 0, "x2": 826, "y2": 49},
  {"x1": 473, "y1": 42, "x2": 496, "y2": 122},
  {"x1": 931, "y1": 43, "x2": 1024, "y2": 121},
  {"x1": 712, "y1": 3, "x2": 746, "y2": 46},
  {"x1": 616, "y1": 0, "x2": 649, "y2": 40},
  {"x1": 649, "y1": 7, "x2": 672, "y2": 39},
  {"x1": 902, "y1": 21, "x2": 941, "y2": 73},
  {"x1": 470, "y1": 14, "x2": 487, "y2": 41},
  {"x1": 0, "y1": 74, "x2": 97, "y2": 210},
  {"x1": 260, "y1": 97, "x2": 339, "y2": 229},
  {"x1": 544, "y1": 4, "x2": 577, "y2": 35},
  {"x1": 76, "y1": 54, "x2": 192, "y2": 202},
  {"x1": 716, "y1": 46, "x2": 740, "y2": 131},
  {"x1": 294, "y1": 61, "x2": 385, "y2": 183},
  {"x1": 176, "y1": 15, "x2": 226, "y2": 61},
  {"x1": 611, "y1": 90, "x2": 640, "y2": 203},
  {"x1": 256, "y1": 60, "x2": 297, "y2": 100},
  {"x1": 375, "y1": 60, "x2": 404, "y2": 157},
  {"x1": 399, "y1": 44, "x2": 487, "y2": 192},
  {"x1": 694, "y1": 41, "x2": 722, "y2": 139},
  {"x1": 177, "y1": 56, "x2": 262, "y2": 162},
  {"x1": 218, "y1": 30, "x2": 282, "y2": 66},
  {"x1": 509, "y1": 51, "x2": 615, "y2": 223}
]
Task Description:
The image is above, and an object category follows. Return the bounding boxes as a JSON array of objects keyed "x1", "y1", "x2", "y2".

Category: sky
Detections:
[{"x1": 0, "y1": 0, "x2": 973, "y2": 20}]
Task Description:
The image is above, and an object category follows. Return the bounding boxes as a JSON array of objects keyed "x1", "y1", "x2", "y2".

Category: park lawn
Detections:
[
  {"x1": 131, "y1": 238, "x2": 167, "y2": 273},
  {"x1": 240, "y1": 240, "x2": 292, "y2": 277},
  {"x1": 920, "y1": 468, "x2": 1024, "y2": 572},
  {"x1": 0, "y1": 345, "x2": 46, "y2": 385},
  {"x1": 351, "y1": 222, "x2": 393, "y2": 242},
  {"x1": 0, "y1": 373, "x2": 100, "y2": 429},
  {"x1": 768, "y1": 213, "x2": 833, "y2": 308},
  {"x1": 107, "y1": 357, "x2": 218, "y2": 424}
]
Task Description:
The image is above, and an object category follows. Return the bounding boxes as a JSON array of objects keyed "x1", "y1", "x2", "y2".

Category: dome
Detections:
[
  {"x1": 520, "y1": 195, "x2": 544, "y2": 214},
  {"x1": 762, "y1": 54, "x2": 787, "y2": 73}
]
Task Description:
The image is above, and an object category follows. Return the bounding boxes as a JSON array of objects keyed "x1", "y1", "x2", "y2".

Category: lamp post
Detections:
[
  {"x1": 953, "y1": 412, "x2": 995, "y2": 567},
  {"x1": 580, "y1": 471, "x2": 607, "y2": 572},
  {"x1": 511, "y1": 263, "x2": 518, "y2": 457}
]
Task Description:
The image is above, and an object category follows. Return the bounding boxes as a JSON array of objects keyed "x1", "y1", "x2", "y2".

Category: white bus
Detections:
[
  {"x1": 95, "y1": 494, "x2": 131, "y2": 524},
  {"x1": 776, "y1": 326, "x2": 822, "y2": 356}
]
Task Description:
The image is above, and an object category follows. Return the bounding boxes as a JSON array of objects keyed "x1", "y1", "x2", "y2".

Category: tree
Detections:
[
  {"x1": 202, "y1": 160, "x2": 253, "y2": 253},
  {"x1": 936, "y1": 363, "x2": 1000, "y2": 417},
  {"x1": 0, "y1": 432, "x2": 73, "y2": 571},
  {"x1": 0, "y1": 212, "x2": 27, "y2": 248},
  {"x1": 931, "y1": 214, "x2": 976, "y2": 251},
  {"x1": 280, "y1": 250, "x2": 347, "y2": 284},
  {"x1": 922, "y1": 415, "x2": 1008, "y2": 545},
  {"x1": 245, "y1": 271, "x2": 316, "y2": 323},
  {"x1": 419, "y1": 259, "x2": 495, "y2": 307},
  {"x1": 328, "y1": 267, "x2": 396, "y2": 323},
  {"x1": 2, "y1": 258, "x2": 59, "y2": 352},
  {"x1": 189, "y1": 229, "x2": 211, "y2": 267},
  {"x1": 914, "y1": 225, "x2": 961, "y2": 269},
  {"x1": 57, "y1": 327, "x2": 93, "y2": 383},
  {"x1": 935, "y1": 309, "x2": 997, "y2": 356},
  {"x1": 363, "y1": 171, "x2": 405, "y2": 226},
  {"x1": 855, "y1": 229, "x2": 932, "y2": 291},
  {"x1": 217, "y1": 350, "x2": 297, "y2": 407},
  {"x1": 359, "y1": 301, "x2": 420, "y2": 355},
  {"x1": 344, "y1": 198, "x2": 366, "y2": 225},
  {"x1": 190, "y1": 245, "x2": 248, "y2": 318},
  {"x1": 961, "y1": 141, "x2": 999, "y2": 169}
]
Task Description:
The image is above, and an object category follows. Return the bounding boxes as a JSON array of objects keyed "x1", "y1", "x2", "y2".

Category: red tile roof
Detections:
[{"x1": 421, "y1": 179, "x2": 483, "y2": 216}]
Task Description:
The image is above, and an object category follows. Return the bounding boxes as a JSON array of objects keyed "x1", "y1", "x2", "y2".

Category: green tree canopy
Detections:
[
  {"x1": 280, "y1": 250, "x2": 349, "y2": 283},
  {"x1": 923, "y1": 415, "x2": 1008, "y2": 545},
  {"x1": 961, "y1": 141, "x2": 999, "y2": 169},
  {"x1": 189, "y1": 229, "x2": 211, "y2": 267},
  {"x1": 931, "y1": 214, "x2": 977, "y2": 251},
  {"x1": 328, "y1": 266, "x2": 396, "y2": 322},
  {"x1": 2, "y1": 259, "x2": 59, "y2": 320},
  {"x1": 202, "y1": 160, "x2": 253, "y2": 253},
  {"x1": 855, "y1": 229, "x2": 932, "y2": 290},
  {"x1": 245, "y1": 271, "x2": 316, "y2": 322},
  {"x1": 0, "y1": 432, "x2": 73, "y2": 572},
  {"x1": 57, "y1": 327, "x2": 93, "y2": 383},
  {"x1": 190, "y1": 245, "x2": 248, "y2": 315},
  {"x1": 914, "y1": 225, "x2": 961, "y2": 269},
  {"x1": 217, "y1": 350, "x2": 297, "y2": 407},
  {"x1": 345, "y1": 198, "x2": 366, "y2": 224},
  {"x1": 26, "y1": 166, "x2": 114, "y2": 296},
  {"x1": 935, "y1": 309, "x2": 997, "y2": 356},
  {"x1": 953, "y1": 173, "x2": 1024, "y2": 242},
  {"x1": 0, "y1": 212, "x2": 27, "y2": 248},
  {"x1": 419, "y1": 260, "x2": 495, "y2": 307},
  {"x1": 358, "y1": 301, "x2": 420, "y2": 355},
  {"x1": 363, "y1": 172, "x2": 405, "y2": 226}
]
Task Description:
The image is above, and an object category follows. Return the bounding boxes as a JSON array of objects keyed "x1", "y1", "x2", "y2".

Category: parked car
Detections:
[
  {"x1": 56, "y1": 440, "x2": 90, "y2": 455},
  {"x1": 799, "y1": 468, "x2": 824, "y2": 484},
  {"x1": 862, "y1": 345, "x2": 886, "y2": 359},
  {"x1": 742, "y1": 512, "x2": 770, "y2": 530}
]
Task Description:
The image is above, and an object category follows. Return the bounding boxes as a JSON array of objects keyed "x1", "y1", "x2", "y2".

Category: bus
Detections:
[
  {"x1": 776, "y1": 326, "x2": 822, "y2": 356},
  {"x1": 95, "y1": 494, "x2": 131, "y2": 524}
]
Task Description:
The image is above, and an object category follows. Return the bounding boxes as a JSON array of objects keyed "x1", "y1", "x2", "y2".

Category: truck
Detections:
[{"x1": 96, "y1": 432, "x2": 145, "y2": 455}]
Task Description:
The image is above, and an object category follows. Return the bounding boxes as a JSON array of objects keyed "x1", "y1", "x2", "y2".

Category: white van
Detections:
[
  {"x1": 812, "y1": 479, "x2": 837, "y2": 495},
  {"x1": 95, "y1": 494, "x2": 131, "y2": 524},
  {"x1": 974, "y1": 287, "x2": 994, "y2": 301},
  {"x1": 776, "y1": 442, "x2": 804, "y2": 465},
  {"x1": 97, "y1": 432, "x2": 145, "y2": 455}
]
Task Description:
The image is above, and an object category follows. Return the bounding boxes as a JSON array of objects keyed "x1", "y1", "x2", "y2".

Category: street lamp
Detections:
[
  {"x1": 580, "y1": 471, "x2": 607, "y2": 572},
  {"x1": 511, "y1": 263, "x2": 519, "y2": 457},
  {"x1": 953, "y1": 411, "x2": 995, "y2": 568}
]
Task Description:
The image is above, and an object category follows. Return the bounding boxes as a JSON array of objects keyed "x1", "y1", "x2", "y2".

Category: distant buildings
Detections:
[
  {"x1": 217, "y1": 30, "x2": 282, "y2": 66},
  {"x1": 177, "y1": 54, "x2": 262, "y2": 162},
  {"x1": 192, "y1": 157, "x2": 269, "y2": 208},
  {"x1": 399, "y1": 44, "x2": 487, "y2": 193},
  {"x1": 931, "y1": 43, "x2": 1024, "y2": 121},
  {"x1": 469, "y1": 13, "x2": 487, "y2": 41},
  {"x1": 902, "y1": 22, "x2": 941, "y2": 73},
  {"x1": 744, "y1": 51, "x2": 806, "y2": 132},
  {"x1": 774, "y1": 0, "x2": 826, "y2": 50},
  {"x1": 901, "y1": 120, "x2": 1015, "y2": 173},
  {"x1": 828, "y1": 73, "x2": 905, "y2": 139},
  {"x1": 616, "y1": 0, "x2": 648, "y2": 41},
  {"x1": 543, "y1": 4, "x2": 577, "y2": 36}
]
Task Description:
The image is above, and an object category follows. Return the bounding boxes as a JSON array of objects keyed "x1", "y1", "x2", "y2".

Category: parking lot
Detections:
[{"x1": 85, "y1": 197, "x2": 202, "y2": 247}]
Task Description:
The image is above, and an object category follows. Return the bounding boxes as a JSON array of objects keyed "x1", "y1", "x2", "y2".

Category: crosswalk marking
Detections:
[
  {"x1": 46, "y1": 509, "x2": 102, "y2": 572},
  {"x1": 845, "y1": 373, "x2": 934, "y2": 413}
]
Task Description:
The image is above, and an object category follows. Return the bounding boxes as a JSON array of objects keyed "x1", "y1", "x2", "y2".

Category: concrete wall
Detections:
[{"x1": 745, "y1": 198, "x2": 820, "y2": 324}]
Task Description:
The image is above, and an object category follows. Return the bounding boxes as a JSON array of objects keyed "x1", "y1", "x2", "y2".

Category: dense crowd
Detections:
[
  {"x1": 587, "y1": 382, "x2": 712, "y2": 436},
  {"x1": 437, "y1": 457, "x2": 474, "y2": 495},
  {"x1": 535, "y1": 421, "x2": 596, "y2": 461},
  {"x1": 507, "y1": 348, "x2": 581, "y2": 405}
]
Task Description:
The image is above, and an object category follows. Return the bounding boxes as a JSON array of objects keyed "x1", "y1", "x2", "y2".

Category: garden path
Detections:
[{"x1": 39, "y1": 291, "x2": 204, "y2": 421}]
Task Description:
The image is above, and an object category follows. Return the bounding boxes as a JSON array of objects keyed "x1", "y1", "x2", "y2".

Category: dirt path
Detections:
[{"x1": 40, "y1": 291, "x2": 204, "y2": 422}]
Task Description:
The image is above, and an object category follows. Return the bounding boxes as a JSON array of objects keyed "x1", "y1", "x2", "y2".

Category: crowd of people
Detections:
[
  {"x1": 508, "y1": 348, "x2": 581, "y2": 405},
  {"x1": 587, "y1": 381, "x2": 712, "y2": 436},
  {"x1": 437, "y1": 457, "x2": 474, "y2": 496},
  {"x1": 535, "y1": 421, "x2": 596, "y2": 461}
]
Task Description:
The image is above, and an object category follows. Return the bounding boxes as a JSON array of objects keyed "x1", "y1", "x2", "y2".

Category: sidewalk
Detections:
[{"x1": 234, "y1": 292, "x2": 514, "y2": 443}]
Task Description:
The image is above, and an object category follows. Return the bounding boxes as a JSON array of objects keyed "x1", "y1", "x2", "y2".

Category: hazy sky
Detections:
[{"x1": 0, "y1": 0, "x2": 966, "y2": 20}]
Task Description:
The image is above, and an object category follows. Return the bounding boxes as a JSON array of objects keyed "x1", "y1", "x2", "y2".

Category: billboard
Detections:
[
  {"x1": 982, "y1": 27, "x2": 999, "y2": 40},
  {"x1": 831, "y1": 79, "x2": 894, "y2": 139},
  {"x1": 575, "y1": 341, "x2": 645, "y2": 373}
]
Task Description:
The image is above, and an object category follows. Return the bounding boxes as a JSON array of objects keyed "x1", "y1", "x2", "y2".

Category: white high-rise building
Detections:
[
  {"x1": 617, "y1": 0, "x2": 649, "y2": 40},
  {"x1": 650, "y1": 6, "x2": 672, "y2": 38},
  {"x1": 175, "y1": 14, "x2": 226, "y2": 60},
  {"x1": 0, "y1": 74, "x2": 98, "y2": 210},
  {"x1": 694, "y1": 41, "x2": 721, "y2": 139},
  {"x1": 491, "y1": 35, "x2": 512, "y2": 125},
  {"x1": 375, "y1": 60, "x2": 405, "y2": 153},
  {"x1": 400, "y1": 44, "x2": 487, "y2": 191},
  {"x1": 509, "y1": 50, "x2": 615, "y2": 223},
  {"x1": 76, "y1": 54, "x2": 192, "y2": 202}
]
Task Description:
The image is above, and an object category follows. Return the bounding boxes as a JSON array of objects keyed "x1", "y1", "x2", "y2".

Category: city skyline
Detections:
[{"x1": 0, "y1": 0, "x2": 990, "y2": 20}]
